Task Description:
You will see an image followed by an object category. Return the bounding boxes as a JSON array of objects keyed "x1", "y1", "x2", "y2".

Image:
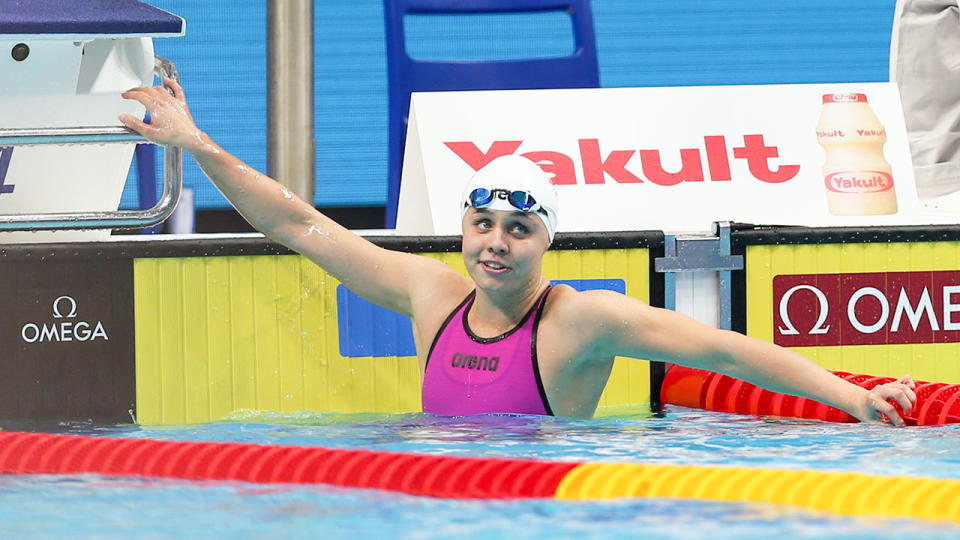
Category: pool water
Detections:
[{"x1": 2, "y1": 407, "x2": 959, "y2": 539}]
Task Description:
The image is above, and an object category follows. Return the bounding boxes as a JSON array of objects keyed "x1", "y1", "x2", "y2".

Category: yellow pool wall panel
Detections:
[
  {"x1": 745, "y1": 241, "x2": 960, "y2": 384},
  {"x1": 134, "y1": 248, "x2": 652, "y2": 424}
]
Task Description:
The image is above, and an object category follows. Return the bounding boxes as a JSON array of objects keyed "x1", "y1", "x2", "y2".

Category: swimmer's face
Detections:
[{"x1": 461, "y1": 207, "x2": 550, "y2": 293}]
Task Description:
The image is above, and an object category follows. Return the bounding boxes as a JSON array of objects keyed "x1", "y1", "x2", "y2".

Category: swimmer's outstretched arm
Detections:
[
  {"x1": 575, "y1": 290, "x2": 917, "y2": 425},
  {"x1": 120, "y1": 79, "x2": 465, "y2": 317}
]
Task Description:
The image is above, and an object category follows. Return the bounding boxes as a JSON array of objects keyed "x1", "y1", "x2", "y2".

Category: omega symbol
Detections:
[
  {"x1": 777, "y1": 284, "x2": 831, "y2": 336},
  {"x1": 52, "y1": 296, "x2": 78, "y2": 319}
]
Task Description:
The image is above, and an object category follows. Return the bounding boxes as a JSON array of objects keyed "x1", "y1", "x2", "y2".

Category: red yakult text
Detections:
[{"x1": 444, "y1": 134, "x2": 801, "y2": 186}]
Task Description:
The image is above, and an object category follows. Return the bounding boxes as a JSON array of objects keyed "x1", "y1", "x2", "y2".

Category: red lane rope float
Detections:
[
  {"x1": 2, "y1": 431, "x2": 960, "y2": 522},
  {"x1": 0, "y1": 431, "x2": 577, "y2": 498},
  {"x1": 661, "y1": 365, "x2": 960, "y2": 426}
]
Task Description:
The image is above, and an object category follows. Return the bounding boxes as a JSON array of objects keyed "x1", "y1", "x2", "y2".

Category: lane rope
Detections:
[
  {"x1": 661, "y1": 366, "x2": 960, "y2": 426},
  {"x1": 0, "y1": 431, "x2": 958, "y2": 522}
]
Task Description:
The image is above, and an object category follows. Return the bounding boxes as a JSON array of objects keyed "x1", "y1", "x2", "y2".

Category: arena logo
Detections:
[
  {"x1": 772, "y1": 271, "x2": 960, "y2": 347},
  {"x1": 21, "y1": 295, "x2": 109, "y2": 344},
  {"x1": 443, "y1": 134, "x2": 800, "y2": 186},
  {"x1": 451, "y1": 353, "x2": 499, "y2": 372}
]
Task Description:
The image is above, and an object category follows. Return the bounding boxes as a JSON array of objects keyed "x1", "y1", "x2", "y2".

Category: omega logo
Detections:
[
  {"x1": 778, "y1": 284, "x2": 960, "y2": 336},
  {"x1": 52, "y1": 295, "x2": 78, "y2": 319},
  {"x1": 778, "y1": 285, "x2": 831, "y2": 335},
  {"x1": 21, "y1": 295, "x2": 109, "y2": 343},
  {"x1": 774, "y1": 271, "x2": 960, "y2": 347}
]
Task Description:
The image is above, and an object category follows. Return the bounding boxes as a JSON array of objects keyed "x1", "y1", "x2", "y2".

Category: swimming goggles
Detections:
[{"x1": 465, "y1": 188, "x2": 543, "y2": 214}]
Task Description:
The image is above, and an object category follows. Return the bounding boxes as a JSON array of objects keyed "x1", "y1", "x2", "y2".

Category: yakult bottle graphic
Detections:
[{"x1": 816, "y1": 93, "x2": 897, "y2": 215}]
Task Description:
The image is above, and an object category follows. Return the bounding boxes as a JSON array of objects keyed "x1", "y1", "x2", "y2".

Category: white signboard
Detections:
[{"x1": 396, "y1": 83, "x2": 957, "y2": 235}]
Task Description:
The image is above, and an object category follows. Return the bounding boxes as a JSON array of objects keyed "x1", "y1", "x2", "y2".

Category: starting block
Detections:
[{"x1": 0, "y1": 0, "x2": 184, "y2": 242}]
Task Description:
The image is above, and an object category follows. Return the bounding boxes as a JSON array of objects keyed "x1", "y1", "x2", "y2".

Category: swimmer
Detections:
[{"x1": 121, "y1": 79, "x2": 917, "y2": 424}]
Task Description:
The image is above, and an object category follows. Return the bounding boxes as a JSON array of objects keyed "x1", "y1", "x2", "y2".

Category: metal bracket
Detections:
[
  {"x1": 654, "y1": 222, "x2": 744, "y2": 329},
  {"x1": 0, "y1": 56, "x2": 182, "y2": 232}
]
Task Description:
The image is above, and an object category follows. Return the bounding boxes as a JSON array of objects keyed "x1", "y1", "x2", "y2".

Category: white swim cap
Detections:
[{"x1": 460, "y1": 155, "x2": 559, "y2": 242}]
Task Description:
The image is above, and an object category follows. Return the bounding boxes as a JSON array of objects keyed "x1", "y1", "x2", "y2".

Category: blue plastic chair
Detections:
[{"x1": 383, "y1": 0, "x2": 599, "y2": 228}]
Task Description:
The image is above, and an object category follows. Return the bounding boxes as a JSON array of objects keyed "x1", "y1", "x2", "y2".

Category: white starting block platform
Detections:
[{"x1": 0, "y1": 0, "x2": 184, "y2": 242}]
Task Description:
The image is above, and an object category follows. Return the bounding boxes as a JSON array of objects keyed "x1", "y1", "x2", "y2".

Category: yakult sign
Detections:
[
  {"x1": 443, "y1": 135, "x2": 800, "y2": 186},
  {"x1": 773, "y1": 271, "x2": 960, "y2": 347},
  {"x1": 395, "y1": 83, "x2": 954, "y2": 235}
]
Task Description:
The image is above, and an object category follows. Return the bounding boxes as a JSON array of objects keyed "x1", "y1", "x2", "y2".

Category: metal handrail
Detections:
[{"x1": 0, "y1": 55, "x2": 183, "y2": 232}]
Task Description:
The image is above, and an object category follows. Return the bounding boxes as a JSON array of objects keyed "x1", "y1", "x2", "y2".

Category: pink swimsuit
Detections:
[{"x1": 421, "y1": 287, "x2": 553, "y2": 416}]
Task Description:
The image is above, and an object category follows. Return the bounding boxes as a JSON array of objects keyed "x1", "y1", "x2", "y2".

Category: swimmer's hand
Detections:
[
  {"x1": 852, "y1": 374, "x2": 917, "y2": 426},
  {"x1": 119, "y1": 78, "x2": 206, "y2": 152}
]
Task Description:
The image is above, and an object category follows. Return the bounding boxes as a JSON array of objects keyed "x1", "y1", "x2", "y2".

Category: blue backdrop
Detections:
[{"x1": 121, "y1": 0, "x2": 897, "y2": 211}]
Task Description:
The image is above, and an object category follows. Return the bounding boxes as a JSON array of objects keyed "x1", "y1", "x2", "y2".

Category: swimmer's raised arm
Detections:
[
  {"x1": 574, "y1": 290, "x2": 917, "y2": 425},
  {"x1": 120, "y1": 79, "x2": 463, "y2": 317}
]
